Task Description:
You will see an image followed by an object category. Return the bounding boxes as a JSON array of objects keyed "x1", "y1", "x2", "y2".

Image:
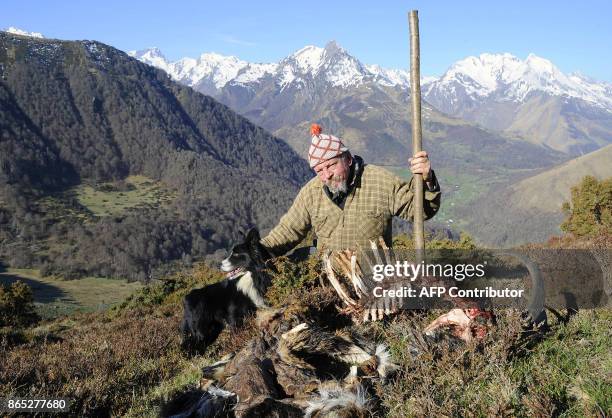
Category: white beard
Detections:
[{"x1": 327, "y1": 179, "x2": 348, "y2": 194}]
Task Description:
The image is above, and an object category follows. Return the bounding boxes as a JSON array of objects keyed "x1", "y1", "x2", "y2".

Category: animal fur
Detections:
[
  {"x1": 305, "y1": 380, "x2": 373, "y2": 418},
  {"x1": 181, "y1": 228, "x2": 272, "y2": 352},
  {"x1": 175, "y1": 256, "x2": 400, "y2": 416},
  {"x1": 161, "y1": 385, "x2": 236, "y2": 418},
  {"x1": 277, "y1": 323, "x2": 399, "y2": 383}
]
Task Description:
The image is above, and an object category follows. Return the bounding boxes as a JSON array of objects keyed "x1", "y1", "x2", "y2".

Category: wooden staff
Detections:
[{"x1": 409, "y1": 10, "x2": 425, "y2": 251}]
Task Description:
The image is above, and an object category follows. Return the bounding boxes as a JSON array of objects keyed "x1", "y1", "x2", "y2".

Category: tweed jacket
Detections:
[{"x1": 261, "y1": 162, "x2": 441, "y2": 255}]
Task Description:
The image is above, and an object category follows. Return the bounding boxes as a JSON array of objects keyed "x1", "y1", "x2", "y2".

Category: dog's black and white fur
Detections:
[{"x1": 181, "y1": 228, "x2": 273, "y2": 352}]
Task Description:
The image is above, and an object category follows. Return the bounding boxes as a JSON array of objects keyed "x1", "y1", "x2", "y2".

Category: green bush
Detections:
[
  {"x1": 561, "y1": 176, "x2": 611, "y2": 237},
  {"x1": 393, "y1": 231, "x2": 477, "y2": 250},
  {"x1": 266, "y1": 255, "x2": 321, "y2": 307},
  {"x1": 0, "y1": 281, "x2": 40, "y2": 328},
  {"x1": 113, "y1": 262, "x2": 224, "y2": 313}
]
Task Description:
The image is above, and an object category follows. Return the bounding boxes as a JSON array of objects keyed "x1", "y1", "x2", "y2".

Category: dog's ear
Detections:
[
  {"x1": 245, "y1": 227, "x2": 260, "y2": 243},
  {"x1": 246, "y1": 228, "x2": 271, "y2": 265}
]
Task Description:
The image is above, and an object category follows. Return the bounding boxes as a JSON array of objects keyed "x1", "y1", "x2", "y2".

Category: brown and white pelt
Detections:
[
  {"x1": 162, "y1": 385, "x2": 236, "y2": 418},
  {"x1": 278, "y1": 323, "x2": 398, "y2": 381},
  {"x1": 305, "y1": 380, "x2": 373, "y2": 418}
]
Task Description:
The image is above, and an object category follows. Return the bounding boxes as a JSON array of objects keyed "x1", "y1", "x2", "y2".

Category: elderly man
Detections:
[{"x1": 261, "y1": 124, "x2": 441, "y2": 255}]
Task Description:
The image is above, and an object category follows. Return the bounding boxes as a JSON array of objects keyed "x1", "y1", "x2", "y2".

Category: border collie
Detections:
[{"x1": 181, "y1": 228, "x2": 273, "y2": 352}]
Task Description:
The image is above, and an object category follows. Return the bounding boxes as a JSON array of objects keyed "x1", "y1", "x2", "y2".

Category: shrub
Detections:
[
  {"x1": 114, "y1": 262, "x2": 224, "y2": 312},
  {"x1": 266, "y1": 255, "x2": 321, "y2": 307},
  {"x1": 561, "y1": 176, "x2": 612, "y2": 237},
  {"x1": 393, "y1": 231, "x2": 478, "y2": 250},
  {"x1": 0, "y1": 281, "x2": 40, "y2": 328}
]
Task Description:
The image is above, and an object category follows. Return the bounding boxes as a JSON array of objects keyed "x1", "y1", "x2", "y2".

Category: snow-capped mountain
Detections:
[
  {"x1": 129, "y1": 41, "x2": 415, "y2": 92},
  {"x1": 128, "y1": 47, "x2": 170, "y2": 72},
  {"x1": 3, "y1": 27, "x2": 45, "y2": 38},
  {"x1": 423, "y1": 52, "x2": 612, "y2": 112},
  {"x1": 129, "y1": 47, "x2": 278, "y2": 96},
  {"x1": 131, "y1": 42, "x2": 611, "y2": 156},
  {"x1": 276, "y1": 42, "x2": 373, "y2": 89},
  {"x1": 422, "y1": 53, "x2": 612, "y2": 154},
  {"x1": 131, "y1": 45, "x2": 611, "y2": 114}
]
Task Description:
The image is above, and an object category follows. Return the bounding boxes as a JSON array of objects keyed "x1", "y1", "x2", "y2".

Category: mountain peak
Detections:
[
  {"x1": 324, "y1": 40, "x2": 344, "y2": 54},
  {"x1": 129, "y1": 47, "x2": 166, "y2": 60},
  {"x1": 309, "y1": 40, "x2": 369, "y2": 87},
  {"x1": 433, "y1": 52, "x2": 612, "y2": 108},
  {"x1": 447, "y1": 53, "x2": 522, "y2": 79},
  {"x1": 3, "y1": 26, "x2": 45, "y2": 38},
  {"x1": 288, "y1": 45, "x2": 325, "y2": 73},
  {"x1": 424, "y1": 51, "x2": 612, "y2": 126},
  {"x1": 128, "y1": 47, "x2": 171, "y2": 72},
  {"x1": 199, "y1": 52, "x2": 242, "y2": 63},
  {"x1": 128, "y1": 41, "x2": 418, "y2": 92},
  {"x1": 523, "y1": 53, "x2": 563, "y2": 79}
]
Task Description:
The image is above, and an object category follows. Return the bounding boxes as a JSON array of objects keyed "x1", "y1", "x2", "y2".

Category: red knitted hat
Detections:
[{"x1": 307, "y1": 124, "x2": 349, "y2": 168}]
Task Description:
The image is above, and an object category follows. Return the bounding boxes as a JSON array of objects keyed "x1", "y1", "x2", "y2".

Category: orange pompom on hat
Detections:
[{"x1": 307, "y1": 124, "x2": 349, "y2": 168}]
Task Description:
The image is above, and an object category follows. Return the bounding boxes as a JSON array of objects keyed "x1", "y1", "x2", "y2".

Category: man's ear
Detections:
[{"x1": 346, "y1": 154, "x2": 353, "y2": 166}]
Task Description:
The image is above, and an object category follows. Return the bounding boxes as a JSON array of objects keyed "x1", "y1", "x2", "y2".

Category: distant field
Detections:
[
  {"x1": 389, "y1": 166, "x2": 501, "y2": 226},
  {"x1": 70, "y1": 175, "x2": 175, "y2": 217},
  {"x1": 34, "y1": 175, "x2": 176, "y2": 222},
  {"x1": 385, "y1": 165, "x2": 543, "y2": 233},
  {"x1": 0, "y1": 268, "x2": 143, "y2": 320}
]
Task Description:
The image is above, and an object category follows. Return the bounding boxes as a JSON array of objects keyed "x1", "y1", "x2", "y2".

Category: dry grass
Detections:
[
  {"x1": 0, "y1": 263, "x2": 225, "y2": 417},
  {"x1": 1, "y1": 254, "x2": 610, "y2": 417},
  {"x1": 380, "y1": 309, "x2": 611, "y2": 417},
  {"x1": 0, "y1": 307, "x2": 185, "y2": 416}
]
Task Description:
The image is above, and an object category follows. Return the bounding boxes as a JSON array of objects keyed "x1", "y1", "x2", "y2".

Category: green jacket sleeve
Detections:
[
  {"x1": 261, "y1": 186, "x2": 312, "y2": 257},
  {"x1": 392, "y1": 170, "x2": 441, "y2": 221}
]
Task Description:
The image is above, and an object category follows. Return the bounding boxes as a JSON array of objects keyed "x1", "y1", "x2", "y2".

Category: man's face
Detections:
[{"x1": 313, "y1": 154, "x2": 352, "y2": 194}]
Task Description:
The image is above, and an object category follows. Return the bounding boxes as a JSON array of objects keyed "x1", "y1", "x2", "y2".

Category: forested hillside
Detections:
[{"x1": 0, "y1": 32, "x2": 311, "y2": 280}]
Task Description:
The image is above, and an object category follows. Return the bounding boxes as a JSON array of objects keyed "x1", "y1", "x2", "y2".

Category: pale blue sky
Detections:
[{"x1": 2, "y1": 0, "x2": 611, "y2": 81}]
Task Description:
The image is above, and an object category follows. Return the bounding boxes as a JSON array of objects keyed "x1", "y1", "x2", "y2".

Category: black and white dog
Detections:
[{"x1": 181, "y1": 228, "x2": 273, "y2": 352}]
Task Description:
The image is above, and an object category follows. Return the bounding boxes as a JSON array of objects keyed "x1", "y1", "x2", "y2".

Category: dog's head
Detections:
[{"x1": 220, "y1": 228, "x2": 272, "y2": 279}]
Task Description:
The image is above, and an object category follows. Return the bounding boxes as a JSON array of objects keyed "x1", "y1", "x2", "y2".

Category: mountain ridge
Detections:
[
  {"x1": 129, "y1": 45, "x2": 612, "y2": 113},
  {"x1": 422, "y1": 53, "x2": 612, "y2": 155},
  {"x1": 0, "y1": 31, "x2": 311, "y2": 280},
  {"x1": 129, "y1": 41, "x2": 416, "y2": 93},
  {"x1": 424, "y1": 52, "x2": 612, "y2": 109},
  {"x1": 131, "y1": 42, "x2": 612, "y2": 156}
]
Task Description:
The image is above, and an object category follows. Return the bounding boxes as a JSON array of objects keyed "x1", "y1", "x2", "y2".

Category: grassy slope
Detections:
[
  {"x1": 506, "y1": 144, "x2": 612, "y2": 213},
  {"x1": 36, "y1": 175, "x2": 175, "y2": 220},
  {"x1": 386, "y1": 164, "x2": 535, "y2": 231},
  {"x1": 0, "y1": 265, "x2": 229, "y2": 416},
  {"x1": 1, "y1": 238, "x2": 610, "y2": 416},
  {"x1": 69, "y1": 175, "x2": 175, "y2": 217},
  {"x1": 505, "y1": 95, "x2": 612, "y2": 154},
  {"x1": 0, "y1": 268, "x2": 142, "y2": 319},
  {"x1": 458, "y1": 145, "x2": 612, "y2": 246},
  {"x1": 25, "y1": 175, "x2": 176, "y2": 265},
  {"x1": 382, "y1": 309, "x2": 611, "y2": 417}
]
